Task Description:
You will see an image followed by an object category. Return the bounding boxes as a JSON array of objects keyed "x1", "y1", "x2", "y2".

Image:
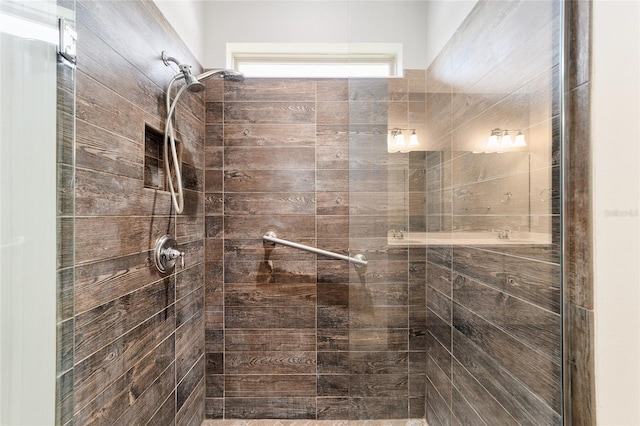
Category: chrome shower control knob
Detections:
[
  {"x1": 154, "y1": 234, "x2": 184, "y2": 273},
  {"x1": 163, "y1": 247, "x2": 185, "y2": 269}
]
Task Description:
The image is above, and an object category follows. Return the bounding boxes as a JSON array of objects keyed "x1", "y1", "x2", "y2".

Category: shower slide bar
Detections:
[{"x1": 262, "y1": 231, "x2": 368, "y2": 268}]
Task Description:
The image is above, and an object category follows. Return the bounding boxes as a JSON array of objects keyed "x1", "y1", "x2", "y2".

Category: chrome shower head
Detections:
[
  {"x1": 221, "y1": 69, "x2": 246, "y2": 82},
  {"x1": 196, "y1": 68, "x2": 246, "y2": 82},
  {"x1": 185, "y1": 77, "x2": 205, "y2": 92},
  {"x1": 162, "y1": 51, "x2": 245, "y2": 94},
  {"x1": 178, "y1": 64, "x2": 205, "y2": 92}
]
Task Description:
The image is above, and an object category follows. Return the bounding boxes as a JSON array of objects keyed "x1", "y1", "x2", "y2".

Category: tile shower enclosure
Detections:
[{"x1": 57, "y1": 1, "x2": 562, "y2": 425}]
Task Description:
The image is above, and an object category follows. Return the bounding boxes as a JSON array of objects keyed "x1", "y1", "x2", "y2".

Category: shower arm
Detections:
[
  {"x1": 161, "y1": 51, "x2": 181, "y2": 68},
  {"x1": 162, "y1": 52, "x2": 199, "y2": 82}
]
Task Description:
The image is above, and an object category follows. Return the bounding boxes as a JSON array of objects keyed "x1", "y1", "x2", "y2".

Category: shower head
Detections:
[
  {"x1": 178, "y1": 64, "x2": 206, "y2": 92},
  {"x1": 185, "y1": 77, "x2": 205, "y2": 92},
  {"x1": 162, "y1": 51, "x2": 245, "y2": 91},
  {"x1": 196, "y1": 68, "x2": 246, "y2": 83},
  {"x1": 221, "y1": 69, "x2": 246, "y2": 82},
  {"x1": 181, "y1": 68, "x2": 246, "y2": 93},
  {"x1": 182, "y1": 68, "x2": 245, "y2": 93}
]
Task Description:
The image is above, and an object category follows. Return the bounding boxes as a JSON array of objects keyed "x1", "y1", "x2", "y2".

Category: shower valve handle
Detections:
[
  {"x1": 164, "y1": 248, "x2": 185, "y2": 269},
  {"x1": 154, "y1": 234, "x2": 184, "y2": 273}
]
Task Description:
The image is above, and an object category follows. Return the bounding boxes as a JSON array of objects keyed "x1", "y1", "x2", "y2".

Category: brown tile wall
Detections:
[
  {"x1": 62, "y1": 1, "x2": 206, "y2": 424},
  {"x1": 347, "y1": 76, "x2": 422, "y2": 420},
  {"x1": 55, "y1": 1, "x2": 587, "y2": 423},
  {"x1": 204, "y1": 75, "x2": 426, "y2": 419},
  {"x1": 424, "y1": 2, "x2": 564, "y2": 425},
  {"x1": 565, "y1": 0, "x2": 596, "y2": 424}
]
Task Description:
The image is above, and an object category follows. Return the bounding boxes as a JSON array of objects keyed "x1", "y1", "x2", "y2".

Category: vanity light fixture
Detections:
[
  {"x1": 514, "y1": 131, "x2": 526, "y2": 147},
  {"x1": 486, "y1": 128, "x2": 526, "y2": 152},
  {"x1": 388, "y1": 128, "x2": 419, "y2": 153}
]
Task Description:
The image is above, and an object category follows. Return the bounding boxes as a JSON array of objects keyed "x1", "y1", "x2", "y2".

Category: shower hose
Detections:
[{"x1": 164, "y1": 75, "x2": 187, "y2": 214}]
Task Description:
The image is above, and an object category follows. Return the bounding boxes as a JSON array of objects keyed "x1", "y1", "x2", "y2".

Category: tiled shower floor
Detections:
[{"x1": 202, "y1": 420, "x2": 427, "y2": 426}]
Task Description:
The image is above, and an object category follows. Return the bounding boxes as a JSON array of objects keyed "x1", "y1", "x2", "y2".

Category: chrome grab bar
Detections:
[{"x1": 262, "y1": 231, "x2": 368, "y2": 268}]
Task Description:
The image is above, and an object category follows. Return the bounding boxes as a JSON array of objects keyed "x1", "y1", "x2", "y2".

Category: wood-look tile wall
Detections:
[
  {"x1": 62, "y1": 1, "x2": 206, "y2": 424},
  {"x1": 424, "y1": 2, "x2": 564, "y2": 425},
  {"x1": 56, "y1": 1, "x2": 583, "y2": 423},
  {"x1": 204, "y1": 75, "x2": 426, "y2": 419},
  {"x1": 565, "y1": 1, "x2": 596, "y2": 424},
  {"x1": 348, "y1": 76, "x2": 422, "y2": 420}
]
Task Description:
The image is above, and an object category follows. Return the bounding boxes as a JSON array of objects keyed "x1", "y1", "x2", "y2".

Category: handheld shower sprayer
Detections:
[{"x1": 161, "y1": 51, "x2": 245, "y2": 214}]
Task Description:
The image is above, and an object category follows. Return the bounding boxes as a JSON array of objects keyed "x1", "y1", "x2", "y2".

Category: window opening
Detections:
[{"x1": 227, "y1": 43, "x2": 403, "y2": 78}]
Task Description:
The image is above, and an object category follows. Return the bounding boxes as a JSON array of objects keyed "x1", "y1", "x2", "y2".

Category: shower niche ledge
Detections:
[{"x1": 388, "y1": 231, "x2": 551, "y2": 246}]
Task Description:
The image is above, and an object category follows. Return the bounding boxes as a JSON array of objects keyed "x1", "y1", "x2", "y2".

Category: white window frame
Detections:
[{"x1": 227, "y1": 43, "x2": 403, "y2": 78}]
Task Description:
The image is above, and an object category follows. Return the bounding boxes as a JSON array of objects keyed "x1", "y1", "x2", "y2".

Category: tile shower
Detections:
[
  {"x1": 203, "y1": 73, "x2": 428, "y2": 420},
  {"x1": 56, "y1": 0, "x2": 572, "y2": 425}
]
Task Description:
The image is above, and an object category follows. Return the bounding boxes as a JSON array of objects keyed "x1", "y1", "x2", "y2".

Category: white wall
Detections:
[
  {"x1": 200, "y1": 1, "x2": 476, "y2": 70},
  {"x1": 202, "y1": 1, "x2": 426, "y2": 69},
  {"x1": 592, "y1": 1, "x2": 640, "y2": 424},
  {"x1": 154, "y1": 0, "x2": 206, "y2": 64},
  {"x1": 154, "y1": 0, "x2": 477, "y2": 71},
  {"x1": 423, "y1": 0, "x2": 476, "y2": 68}
]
